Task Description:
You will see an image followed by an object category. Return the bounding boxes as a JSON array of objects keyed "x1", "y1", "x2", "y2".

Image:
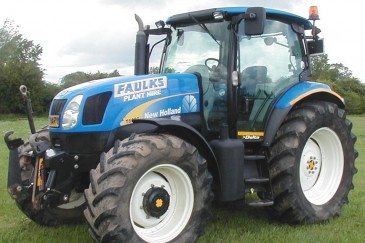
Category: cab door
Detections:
[{"x1": 237, "y1": 19, "x2": 305, "y2": 140}]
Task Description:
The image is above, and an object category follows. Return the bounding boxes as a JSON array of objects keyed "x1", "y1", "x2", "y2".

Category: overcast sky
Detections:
[{"x1": 1, "y1": 0, "x2": 364, "y2": 83}]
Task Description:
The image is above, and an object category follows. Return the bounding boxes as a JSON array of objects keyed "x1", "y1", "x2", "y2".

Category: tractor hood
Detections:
[{"x1": 49, "y1": 73, "x2": 201, "y2": 133}]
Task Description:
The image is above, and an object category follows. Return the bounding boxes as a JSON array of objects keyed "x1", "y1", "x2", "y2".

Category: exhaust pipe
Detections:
[{"x1": 134, "y1": 14, "x2": 147, "y2": 75}]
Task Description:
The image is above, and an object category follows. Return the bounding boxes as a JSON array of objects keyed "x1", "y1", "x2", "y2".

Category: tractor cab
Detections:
[{"x1": 154, "y1": 7, "x2": 323, "y2": 140}]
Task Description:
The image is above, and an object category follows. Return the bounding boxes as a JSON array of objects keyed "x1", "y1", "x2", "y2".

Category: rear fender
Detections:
[{"x1": 263, "y1": 81, "x2": 345, "y2": 146}]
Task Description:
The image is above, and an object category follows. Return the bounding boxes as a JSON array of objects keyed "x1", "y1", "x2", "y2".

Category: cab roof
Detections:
[{"x1": 166, "y1": 7, "x2": 313, "y2": 29}]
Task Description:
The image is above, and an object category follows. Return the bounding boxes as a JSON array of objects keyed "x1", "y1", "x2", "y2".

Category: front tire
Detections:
[
  {"x1": 84, "y1": 133, "x2": 213, "y2": 242},
  {"x1": 268, "y1": 101, "x2": 358, "y2": 223}
]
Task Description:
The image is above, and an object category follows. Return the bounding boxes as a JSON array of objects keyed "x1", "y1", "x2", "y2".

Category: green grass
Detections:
[
  {"x1": 0, "y1": 117, "x2": 92, "y2": 243},
  {"x1": 0, "y1": 115, "x2": 364, "y2": 243}
]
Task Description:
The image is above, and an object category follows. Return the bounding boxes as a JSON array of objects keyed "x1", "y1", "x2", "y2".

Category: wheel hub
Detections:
[
  {"x1": 305, "y1": 156, "x2": 319, "y2": 176},
  {"x1": 143, "y1": 186, "x2": 170, "y2": 218},
  {"x1": 300, "y1": 139, "x2": 322, "y2": 191}
]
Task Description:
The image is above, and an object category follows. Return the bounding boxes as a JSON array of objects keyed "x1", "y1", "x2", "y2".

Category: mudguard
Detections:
[
  {"x1": 263, "y1": 81, "x2": 345, "y2": 146},
  {"x1": 131, "y1": 118, "x2": 222, "y2": 190}
]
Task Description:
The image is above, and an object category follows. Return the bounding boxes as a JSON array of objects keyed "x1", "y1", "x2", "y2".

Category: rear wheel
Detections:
[
  {"x1": 268, "y1": 101, "x2": 358, "y2": 223},
  {"x1": 84, "y1": 133, "x2": 213, "y2": 242},
  {"x1": 16, "y1": 129, "x2": 85, "y2": 226}
]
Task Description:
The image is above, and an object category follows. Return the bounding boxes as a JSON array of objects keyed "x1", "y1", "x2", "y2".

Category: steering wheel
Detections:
[{"x1": 205, "y1": 58, "x2": 220, "y2": 71}]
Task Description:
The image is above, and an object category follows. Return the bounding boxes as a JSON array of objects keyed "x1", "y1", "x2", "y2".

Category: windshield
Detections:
[
  {"x1": 162, "y1": 21, "x2": 230, "y2": 73},
  {"x1": 239, "y1": 20, "x2": 303, "y2": 88}
]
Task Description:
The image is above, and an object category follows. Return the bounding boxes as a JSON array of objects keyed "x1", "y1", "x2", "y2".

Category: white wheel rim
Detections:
[
  {"x1": 300, "y1": 127, "x2": 344, "y2": 205},
  {"x1": 130, "y1": 164, "x2": 194, "y2": 242}
]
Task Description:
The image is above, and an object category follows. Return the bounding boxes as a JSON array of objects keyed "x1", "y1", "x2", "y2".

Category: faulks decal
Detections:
[{"x1": 114, "y1": 76, "x2": 167, "y2": 101}]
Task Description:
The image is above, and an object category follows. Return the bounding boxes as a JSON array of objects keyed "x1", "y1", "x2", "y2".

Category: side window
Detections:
[{"x1": 239, "y1": 20, "x2": 303, "y2": 90}]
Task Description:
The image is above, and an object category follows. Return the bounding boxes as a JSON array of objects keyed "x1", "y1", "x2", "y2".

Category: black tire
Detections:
[
  {"x1": 16, "y1": 129, "x2": 85, "y2": 226},
  {"x1": 268, "y1": 101, "x2": 358, "y2": 223},
  {"x1": 84, "y1": 133, "x2": 213, "y2": 243}
]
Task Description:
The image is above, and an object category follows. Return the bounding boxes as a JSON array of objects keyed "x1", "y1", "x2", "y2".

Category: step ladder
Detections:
[{"x1": 244, "y1": 154, "x2": 274, "y2": 207}]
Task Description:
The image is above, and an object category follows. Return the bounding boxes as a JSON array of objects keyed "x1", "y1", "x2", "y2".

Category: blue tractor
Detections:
[{"x1": 5, "y1": 6, "x2": 358, "y2": 242}]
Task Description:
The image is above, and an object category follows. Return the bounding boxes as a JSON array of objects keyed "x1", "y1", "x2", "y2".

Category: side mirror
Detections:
[
  {"x1": 245, "y1": 7, "x2": 266, "y2": 35},
  {"x1": 308, "y1": 39, "x2": 324, "y2": 55}
]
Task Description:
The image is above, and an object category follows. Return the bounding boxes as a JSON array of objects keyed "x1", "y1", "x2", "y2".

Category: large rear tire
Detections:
[
  {"x1": 268, "y1": 101, "x2": 358, "y2": 223},
  {"x1": 16, "y1": 129, "x2": 85, "y2": 226},
  {"x1": 84, "y1": 133, "x2": 213, "y2": 243}
]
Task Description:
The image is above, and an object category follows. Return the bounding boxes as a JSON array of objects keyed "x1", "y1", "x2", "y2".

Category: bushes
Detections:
[{"x1": 311, "y1": 54, "x2": 365, "y2": 114}]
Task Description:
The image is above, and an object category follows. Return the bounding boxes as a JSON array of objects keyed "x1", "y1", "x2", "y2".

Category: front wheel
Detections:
[
  {"x1": 84, "y1": 133, "x2": 213, "y2": 242},
  {"x1": 268, "y1": 101, "x2": 358, "y2": 223}
]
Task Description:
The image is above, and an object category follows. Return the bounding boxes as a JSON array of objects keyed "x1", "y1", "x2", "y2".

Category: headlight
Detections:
[{"x1": 62, "y1": 95, "x2": 83, "y2": 129}]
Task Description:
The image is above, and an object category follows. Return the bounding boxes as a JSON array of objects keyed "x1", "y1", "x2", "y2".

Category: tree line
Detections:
[
  {"x1": 311, "y1": 54, "x2": 365, "y2": 114},
  {"x1": 0, "y1": 20, "x2": 120, "y2": 115},
  {"x1": 1, "y1": 20, "x2": 364, "y2": 115}
]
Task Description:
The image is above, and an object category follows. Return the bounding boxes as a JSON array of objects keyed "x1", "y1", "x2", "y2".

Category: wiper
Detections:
[{"x1": 188, "y1": 14, "x2": 221, "y2": 47}]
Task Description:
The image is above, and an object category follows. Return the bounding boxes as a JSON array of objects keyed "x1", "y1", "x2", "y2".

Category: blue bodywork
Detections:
[
  {"x1": 261, "y1": 81, "x2": 345, "y2": 146},
  {"x1": 275, "y1": 81, "x2": 344, "y2": 109},
  {"x1": 50, "y1": 73, "x2": 200, "y2": 133}
]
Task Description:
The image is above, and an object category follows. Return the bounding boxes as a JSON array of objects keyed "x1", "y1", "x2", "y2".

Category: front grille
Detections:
[
  {"x1": 82, "y1": 92, "x2": 112, "y2": 125},
  {"x1": 50, "y1": 99, "x2": 67, "y2": 115}
]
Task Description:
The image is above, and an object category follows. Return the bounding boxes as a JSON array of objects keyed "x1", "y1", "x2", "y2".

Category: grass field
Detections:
[{"x1": 0, "y1": 115, "x2": 364, "y2": 243}]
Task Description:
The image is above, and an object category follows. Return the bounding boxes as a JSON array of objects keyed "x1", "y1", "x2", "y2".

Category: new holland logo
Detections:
[
  {"x1": 114, "y1": 76, "x2": 167, "y2": 98},
  {"x1": 182, "y1": 95, "x2": 197, "y2": 112}
]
